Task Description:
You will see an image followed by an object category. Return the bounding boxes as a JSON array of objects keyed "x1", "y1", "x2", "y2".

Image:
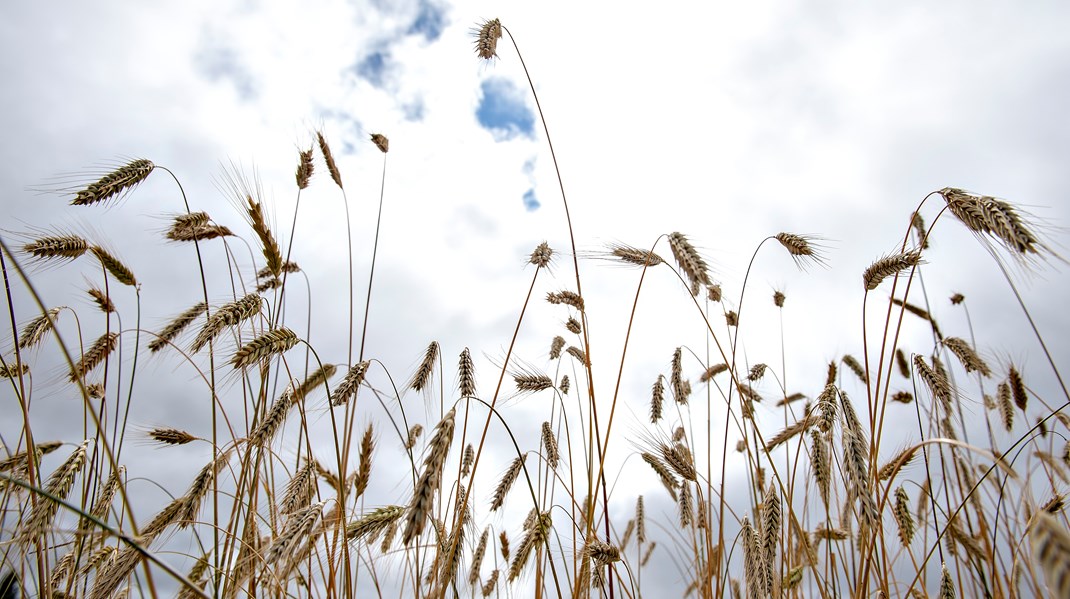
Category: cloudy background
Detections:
[{"x1": 3, "y1": 0, "x2": 1070, "y2": 595}]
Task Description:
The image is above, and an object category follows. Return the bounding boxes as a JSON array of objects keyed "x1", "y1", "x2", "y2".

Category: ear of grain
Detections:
[
  {"x1": 762, "y1": 482, "x2": 781, "y2": 593},
  {"x1": 469, "y1": 527, "x2": 490, "y2": 585},
  {"x1": 668, "y1": 232, "x2": 712, "y2": 291},
  {"x1": 330, "y1": 360, "x2": 370, "y2": 406},
  {"x1": 862, "y1": 249, "x2": 922, "y2": 290},
  {"x1": 671, "y1": 347, "x2": 688, "y2": 404},
  {"x1": 89, "y1": 246, "x2": 137, "y2": 286},
  {"x1": 295, "y1": 147, "x2": 314, "y2": 189},
  {"x1": 86, "y1": 286, "x2": 116, "y2": 313},
  {"x1": 547, "y1": 290, "x2": 584, "y2": 311},
  {"x1": 347, "y1": 504, "x2": 404, "y2": 543},
  {"x1": 278, "y1": 460, "x2": 316, "y2": 516},
  {"x1": 23, "y1": 234, "x2": 89, "y2": 261},
  {"x1": 490, "y1": 455, "x2": 526, "y2": 511},
  {"x1": 461, "y1": 443, "x2": 475, "y2": 478},
  {"x1": 474, "y1": 18, "x2": 502, "y2": 59},
  {"x1": 607, "y1": 242, "x2": 664, "y2": 267},
  {"x1": 17, "y1": 306, "x2": 64, "y2": 350},
  {"x1": 650, "y1": 374, "x2": 665, "y2": 423},
  {"x1": 642, "y1": 452, "x2": 679, "y2": 499},
  {"x1": 354, "y1": 423, "x2": 375, "y2": 498},
  {"x1": 402, "y1": 407, "x2": 456, "y2": 545},
  {"x1": 177, "y1": 448, "x2": 231, "y2": 528},
  {"x1": 943, "y1": 337, "x2": 991, "y2": 376},
  {"x1": 508, "y1": 511, "x2": 550, "y2": 581},
  {"x1": 893, "y1": 486, "x2": 915, "y2": 546},
  {"x1": 370, "y1": 133, "x2": 390, "y2": 153},
  {"x1": 458, "y1": 348, "x2": 477, "y2": 398},
  {"x1": 230, "y1": 328, "x2": 298, "y2": 369},
  {"x1": 914, "y1": 354, "x2": 952, "y2": 414},
  {"x1": 316, "y1": 131, "x2": 343, "y2": 189},
  {"x1": 149, "y1": 301, "x2": 207, "y2": 353},
  {"x1": 191, "y1": 294, "x2": 262, "y2": 352},
  {"x1": 18, "y1": 440, "x2": 89, "y2": 541},
  {"x1": 529, "y1": 241, "x2": 553, "y2": 267},
  {"x1": 1009, "y1": 365, "x2": 1028, "y2": 411},
  {"x1": 774, "y1": 232, "x2": 827, "y2": 268},
  {"x1": 559, "y1": 374, "x2": 570, "y2": 394},
  {"x1": 244, "y1": 192, "x2": 284, "y2": 278},
  {"x1": 841, "y1": 354, "x2": 868, "y2": 384},
  {"x1": 1031, "y1": 512, "x2": 1070, "y2": 598},
  {"x1": 70, "y1": 332, "x2": 118, "y2": 382},
  {"x1": 408, "y1": 341, "x2": 439, "y2": 391},
  {"x1": 810, "y1": 431, "x2": 831, "y2": 509},
  {"x1": 941, "y1": 187, "x2": 1042, "y2": 255},
  {"x1": 264, "y1": 501, "x2": 324, "y2": 566},
  {"x1": 71, "y1": 159, "x2": 155, "y2": 206},
  {"x1": 147, "y1": 428, "x2": 197, "y2": 446}
]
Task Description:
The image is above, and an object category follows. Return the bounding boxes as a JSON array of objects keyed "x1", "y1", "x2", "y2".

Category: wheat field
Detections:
[{"x1": 3, "y1": 12, "x2": 1070, "y2": 599}]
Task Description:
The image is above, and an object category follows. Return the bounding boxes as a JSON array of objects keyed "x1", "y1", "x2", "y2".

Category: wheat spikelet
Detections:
[
  {"x1": 566, "y1": 345, "x2": 588, "y2": 366},
  {"x1": 177, "y1": 448, "x2": 231, "y2": 528},
  {"x1": 635, "y1": 496, "x2": 647, "y2": 545},
  {"x1": 1009, "y1": 365, "x2": 1028, "y2": 411},
  {"x1": 149, "y1": 301, "x2": 206, "y2": 353},
  {"x1": 940, "y1": 187, "x2": 1041, "y2": 255},
  {"x1": 559, "y1": 375, "x2": 570, "y2": 395},
  {"x1": 467, "y1": 526, "x2": 491, "y2": 585},
  {"x1": 914, "y1": 354, "x2": 952, "y2": 414},
  {"x1": 839, "y1": 390, "x2": 870, "y2": 496},
  {"x1": 607, "y1": 242, "x2": 664, "y2": 266},
  {"x1": 366, "y1": 132, "x2": 390, "y2": 154},
  {"x1": 264, "y1": 501, "x2": 324, "y2": 567},
  {"x1": 23, "y1": 234, "x2": 89, "y2": 261},
  {"x1": 86, "y1": 286, "x2": 115, "y2": 313},
  {"x1": 668, "y1": 232, "x2": 712, "y2": 292},
  {"x1": 278, "y1": 460, "x2": 316, "y2": 516},
  {"x1": 547, "y1": 290, "x2": 584, "y2": 311},
  {"x1": 18, "y1": 440, "x2": 89, "y2": 540},
  {"x1": 1043, "y1": 494, "x2": 1066, "y2": 514},
  {"x1": 540, "y1": 422, "x2": 559, "y2": 471},
  {"x1": 991, "y1": 382, "x2": 1014, "y2": 432},
  {"x1": 352, "y1": 424, "x2": 375, "y2": 499},
  {"x1": 295, "y1": 146, "x2": 314, "y2": 189},
  {"x1": 409, "y1": 341, "x2": 439, "y2": 391},
  {"x1": 402, "y1": 407, "x2": 456, "y2": 545},
  {"x1": 474, "y1": 18, "x2": 502, "y2": 59},
  {"x1": 313, "y1": 130, "x2": 344, "y2": 190},
  {"x1": 88, "y1": 545, "x2": 143, "y2": 599},
  {"x1": 49, "y1": 549, "x2": 77, "y2": 589},
  {"x1": 878, "y1": 446, "x2": 916, "y2": 480},
  {"x1": 774, "y1": 232, "x2": 826, "y2": 268},
  {"x1": 811, "y1": 524, "x2": 849, "y2": 543},
  {"x1": 741, "y1": 517, "x2": 764, "y2": 599},
  {"x1": 0, "y1": 362, "x2": 29, "y2": 378},
  {"x1": 776, "y1": 392, "x2": 806, "y2": 407},
  {"x1": 862, "y1": 249, "x2": 922, "y2": 290},
  {"x1": 700, "y1": 363, "x2": 728, "y2": 383},
  {"x1": 649, "y1": 374, "x2": 665, "y2": 423},
  {"x1": 70, "y1": 332, "x2": 118, "y2": 382},
  {"x1": 766, "y1": 415, "x2": 816, "y2": 450},
  {"x1": 892, "y1": 486, "x2": 915, "y2": 546},
  {"x1": 547, "y1": 335, "x2": 565, "y2": 361},
  {"x1": 841, "y1": 354, "x2": 867, "y2": 384},
  {"x1": 815, "y1": 384, "x2": 838, "y2": 432},
  {"x1": 458, "y1": 348, "x2": 477, "y2": 398},
  {"x1": 748, "y1": 363, "x2": 768, "y2": 382},
  {"x1": 809, "y1": 431, "x2": 831, "y2": 509},
  {"x1": 404, "y1": 424, "x2": 423, "y2": 451},
  {"x1": 490, "y1": 455, "x2": 526, "y2": 511},
  {"x1": 347, "y1": 504, "x2": 403, "y2": 543},
  {"x1": 761, "y1": 483, "x2": 781, "y2": 590},
  {"x1": 894, "y1": 349, "x2": 910, "y2": 378},
  {"x1": 671, "y1": 347, "x2": 689, "y2": 404},
  {"x1": 230, "y1": 328, "x2": 298, "y2": 369},
  {"x1": 147, "y1": 427, "x2": 197, "y2": 446},
  {"x1": 191, "y1": 294, "x2": 262, "y2": 352},
  {"x1": 17, "y1": 306, "x2": 64, "y2": 350},
  {"x1": 661, "y1": 441, "x2": 697, "y2": 482},
  {"x1": 167, "y1": 222, "x2": 233, "y2": 242},
  {"x1": 509, "y1": 511, "x2": 550, "y2": 581},
  {"x1": 242, "y1": 191, "x2": 285, "y2": 278},
  {"x1": 291, "y1": 363, "x2": 337, "y2": 403},
  {"x1": 89, "y1": 246, "x2": 137, "y2": 286},
  {"x1": 513, "y1": 368, "x2": 553, "y2": 393},
  {"x1": 641, "y1": 452, "x2": 679, "y2": 499},
  {"x1": 323, "y1": 360, "x2": 367, "y2": 406},
  {"x1": 772, "y1": 290, "x2": 785, "y2": 307},
  {"x1": 1031, "y1": 511, "x2": 1070, "y2": 597},
  {"x1": 69, "y1": 159, "x2": 154, "y2": 206},
  {"x1": 525, "y1": 241, "x2": 555, "y2": 268}
]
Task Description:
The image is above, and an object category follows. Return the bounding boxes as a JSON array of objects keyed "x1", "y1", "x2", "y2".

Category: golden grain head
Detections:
[
  {"x1": 474, "y1": 18, "x2": 502, "y2": 59},
  {"x1": 370, "y1": 133, "x2": 389, "y2": 153}
]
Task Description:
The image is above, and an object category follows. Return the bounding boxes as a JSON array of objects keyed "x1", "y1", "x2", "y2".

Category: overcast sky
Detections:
[{"x1": 3, "y1": 0, "x2": 1070, "y2": 595}]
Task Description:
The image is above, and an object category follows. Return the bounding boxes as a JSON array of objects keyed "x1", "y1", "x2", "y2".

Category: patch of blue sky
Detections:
[{"x1": 475, "y1": 77, "x2": 535, "y2": 140}]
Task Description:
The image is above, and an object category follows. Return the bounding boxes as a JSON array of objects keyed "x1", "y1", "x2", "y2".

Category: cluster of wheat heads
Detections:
[{"x1": 2, "y1": 17, "x2": 1070, "y2": 599}]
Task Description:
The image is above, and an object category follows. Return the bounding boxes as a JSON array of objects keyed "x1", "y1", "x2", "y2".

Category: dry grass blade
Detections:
[
  {"x1": 862, "y1": 249, "x2": 922, "y2": 290},
  {"x1": 149, "y1": 301, "x2": 207, "y2": 353},
  {"x1": 71, "y1": 159, "x2": 155, "y2": 206},
  {"x1": 70, "y1": 332, "x2": 118, "y2": 382},
  {"x1": 230, "y1": 327, "x2": 298, "y2": 369},
  {"x1": 89, "y1": 246, "x2": 137, "y2": 286},
  {"x1": 330, "y1": 360, "x2": 369, "y2": 406},
  {"x1": 317, "y1": 131, "x2": 343, "y2": 189},
  {"x1": 402, "y1": 407, "x2": 455, "y2": 545},
  {"x1": 17, "y1": 306, "x2": 64, "y2": 349},
  {"x1": 23, "y1": 234, "x2": 89, "y2": 261}
]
